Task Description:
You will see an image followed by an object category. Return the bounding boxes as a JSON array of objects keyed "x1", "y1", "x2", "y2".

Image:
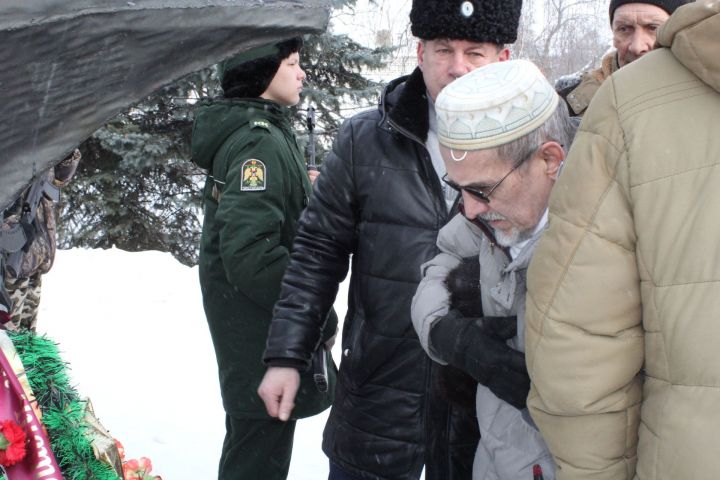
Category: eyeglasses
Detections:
[{"x1": 441, "y1": 147, "x2": 538, "y2": 204}]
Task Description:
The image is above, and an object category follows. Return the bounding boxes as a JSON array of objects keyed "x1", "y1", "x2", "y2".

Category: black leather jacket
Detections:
[{"x1": 264, "y1": 68, "x2": 477, "y2": 480}]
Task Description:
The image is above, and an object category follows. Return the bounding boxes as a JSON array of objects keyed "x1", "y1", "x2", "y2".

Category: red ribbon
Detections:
[{"x1": 0, "y1": 348, "x2": 62, "y2": 479}]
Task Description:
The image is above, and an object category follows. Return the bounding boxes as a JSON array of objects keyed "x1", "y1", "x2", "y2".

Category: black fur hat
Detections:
[
  {"x1": 222, "y1": 37, "x2": 303, "y2": 99},
  {"x1": 410, "y1": 0, "x2": 523, "y2": 45},
  {"x1": 609, "y1": 0, "x2": 692, "y2": 23}
]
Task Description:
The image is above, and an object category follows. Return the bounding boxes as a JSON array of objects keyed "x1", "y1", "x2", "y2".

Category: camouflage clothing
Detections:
[
  {"x1": 2, "y1": 149, "x2": 80, "y2": 331},
  {"x1": 4, "y1": 194, "x2": 55, "y2": 279},
  {"x1": 3, "y1": 274, "x2": 41, "y2": 331}
]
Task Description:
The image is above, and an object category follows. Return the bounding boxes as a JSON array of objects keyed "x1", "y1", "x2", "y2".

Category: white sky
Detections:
[
  {"x1": 331, "y1": 0, "x2": 613, "y2": 81},
  {"x1": 332, "y1": 0, "x2": 411, "y2": 43}
]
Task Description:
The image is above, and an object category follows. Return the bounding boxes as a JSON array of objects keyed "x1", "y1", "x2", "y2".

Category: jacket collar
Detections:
[
  {"x1": 191, "y1": 97, "x2": 290, "y2": 170},
  {"x1": 600, "y1": 51, "x2": 621, "y2": 81},
  {"x1": 382, "y1": 67, "x2": 431, "y2": 143}
]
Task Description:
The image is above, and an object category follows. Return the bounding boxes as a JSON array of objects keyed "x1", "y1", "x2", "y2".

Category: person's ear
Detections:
[
  {"x1": 417, "y1": 41, "x2": 425, "y2": 69},
  {"x1": 497, "y1": 47, "x2": 510, "y2": 62},
  {"x1": 539, "y1": 141, "x2": 564, "y2": 179}
]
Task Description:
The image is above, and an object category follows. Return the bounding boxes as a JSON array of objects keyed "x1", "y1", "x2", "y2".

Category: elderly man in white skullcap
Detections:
[{"x1": 411, "y1": 59, "x2": 576, "y2": 480}]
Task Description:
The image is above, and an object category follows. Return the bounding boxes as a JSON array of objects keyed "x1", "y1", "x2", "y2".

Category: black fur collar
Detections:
[{"x1": 386, "y1": 67, "x2": 430, "y2": 143}]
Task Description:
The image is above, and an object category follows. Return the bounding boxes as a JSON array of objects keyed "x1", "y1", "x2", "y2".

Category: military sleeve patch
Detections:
[{"x1": 241, "y1": 159, "x2": 267, "y2": 191}]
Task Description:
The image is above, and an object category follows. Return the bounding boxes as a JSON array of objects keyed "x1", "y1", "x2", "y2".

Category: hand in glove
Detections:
[
  {"x1": 432, "y1": 309, "x2": 517, "y2": 352},
  {"x1": 437, "y1": 257, "x2": 483, "y2": 410},
  {"x1": 482, "y1": 366, "x2": 530, "y2": 410},
  {"x1": 430, "y1": 311, "x2": 530, "y2": 409}
]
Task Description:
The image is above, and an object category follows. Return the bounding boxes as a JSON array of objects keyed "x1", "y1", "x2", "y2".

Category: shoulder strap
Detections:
[
  {"x1": 250, "y1": 119, "x2": 272, "y2": 131},
  {"x1": 2, "y1": 175, "x2": 59, "y2": 275}
]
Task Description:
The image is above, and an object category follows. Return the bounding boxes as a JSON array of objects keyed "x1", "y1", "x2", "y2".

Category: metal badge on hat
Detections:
[{"x1": 461, "y1": 1, "x2": 474, "y2": 17}]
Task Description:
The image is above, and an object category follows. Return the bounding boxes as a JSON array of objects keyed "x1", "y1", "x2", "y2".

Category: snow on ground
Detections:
[{"x1": 39, "y1": 247, "x2": 349, "y2": 480}]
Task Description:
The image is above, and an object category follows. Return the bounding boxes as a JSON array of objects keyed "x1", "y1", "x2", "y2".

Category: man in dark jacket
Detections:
[{"x1": 257, "y1": 1, "x2": 521, "y2": 479}]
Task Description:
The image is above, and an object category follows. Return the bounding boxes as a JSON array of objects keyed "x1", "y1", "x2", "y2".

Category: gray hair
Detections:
[{"x1": 494, "y1": 100, "x2": 577, "y2": 166}]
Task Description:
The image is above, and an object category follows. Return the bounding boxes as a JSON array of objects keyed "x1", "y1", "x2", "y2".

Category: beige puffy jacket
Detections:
[{"x1": 525, "y1": 2, "x2": 720, "y2": 479}]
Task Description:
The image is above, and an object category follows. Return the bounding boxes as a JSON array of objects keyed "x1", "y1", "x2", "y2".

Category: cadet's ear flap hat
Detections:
[
  {"x1": 410, "y1": 0, "x2": 523, "y2": 44},
  {"x1": 435, "y1": 59, "x2": 559, "y2": 150},
  {"x1": 609, "y1": 0, "x2": 692, "y2": 23},
  {"x1": 221, "y1": 37, "x2": 303, "y2": 99}
]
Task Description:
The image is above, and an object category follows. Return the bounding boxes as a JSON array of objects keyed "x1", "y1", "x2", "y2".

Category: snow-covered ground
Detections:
[{"x1": 39, "y1": 247, "x2": 349, "y2": 480}]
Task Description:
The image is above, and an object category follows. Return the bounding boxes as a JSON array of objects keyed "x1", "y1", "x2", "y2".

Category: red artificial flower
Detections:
[
  {"x1": 137, "y1": 457, "x2": 152, "y2": 473},
  {"x1": 123, "y1": 456, "x2": 157, "y2": 480},
  {"x1": 123, "y1": 458, "x2": 139, "y2": 480},
  {"x1": 115, "y1": 438, "x2": 126, "y2": 460},
  {"x1": 0, "y1": 420, "x2": 27, "y2": 467}
]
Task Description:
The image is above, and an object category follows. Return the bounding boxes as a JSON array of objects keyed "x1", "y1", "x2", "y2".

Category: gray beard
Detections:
[{"x1": 479, "y1": 212, "x2": 534, "y2": 248}]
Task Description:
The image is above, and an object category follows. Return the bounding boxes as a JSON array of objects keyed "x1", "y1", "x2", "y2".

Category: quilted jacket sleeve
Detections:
[
  {"x1": 525, "y1": 76, "x2": 644, "y2": 479},
  {"x1": 263, "y1": 119, "x2": 358, "y2": 369}
]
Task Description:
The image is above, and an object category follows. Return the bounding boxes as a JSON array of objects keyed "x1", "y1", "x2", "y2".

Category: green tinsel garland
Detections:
[{"x1": 7, "y1": 330, "x2": 120, "y2": 480}]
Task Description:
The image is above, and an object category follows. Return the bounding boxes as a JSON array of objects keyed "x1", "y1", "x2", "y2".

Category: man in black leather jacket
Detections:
[{"x1": 258, "y1": 1, "x2": 522, "y2": 478}]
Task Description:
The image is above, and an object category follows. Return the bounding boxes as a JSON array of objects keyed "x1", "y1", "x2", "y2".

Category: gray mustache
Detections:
[{"x1": 479, "y1": 212, "x2": 507, "y2": 222}]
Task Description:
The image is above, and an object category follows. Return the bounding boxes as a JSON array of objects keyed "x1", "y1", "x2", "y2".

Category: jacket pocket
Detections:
[
  {"x1": 340, "y1": 311, "x2": 367, "y2": 390},
  {"x1": 340, "y1": 312, "x2": 413, "y2": 392}
]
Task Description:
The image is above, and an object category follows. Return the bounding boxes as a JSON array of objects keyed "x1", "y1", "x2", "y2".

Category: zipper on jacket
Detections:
[
  {"x1": 386, "y1": 117, "x2": 448, "y2": 227},
  {"x1": 422, "y1": 359, "x2": 432, "y2": 476},
  {"x1": 387, "y1": 113, "x2": 452, "y2": 477}
]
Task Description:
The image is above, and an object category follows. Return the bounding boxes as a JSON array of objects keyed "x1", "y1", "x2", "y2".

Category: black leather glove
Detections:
[
  {"x1": 482, "y1": 365, "x2": 530, "y2": 410},
  {"x1": 438, "y1": 258, "x2": 483, "y2": 411},
  {"x1": 445, "y1": 257, "x2": 482, "y2": 317},
  {"x1": 431, "y1": 312, "x2": 530, "y2": 409},
  {"x1": 431, "y1": 311, "x2": 521, "y2": 366},
  {"x1": 439, "y1": 259, "x2": 529, "y2": 409},
  {"x1": 433, "y1": 309, "x2": 517, "y2": 350}
]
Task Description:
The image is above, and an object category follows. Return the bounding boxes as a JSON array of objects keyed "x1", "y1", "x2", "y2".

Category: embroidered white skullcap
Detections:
[{"x1": 435, "y1": 59, "x2": 559, "y2": 151}]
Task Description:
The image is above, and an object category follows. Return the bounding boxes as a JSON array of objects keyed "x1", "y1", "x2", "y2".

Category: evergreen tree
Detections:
[
  {"x1": 299, "y1": 20, "x2": 391, "y2": 156},
  {"x1": 58, "y1": 71, "x2": 215, "y2": 266},
  {"x1": 58, "y1": 0, "x2": 389, "y2": 266}
]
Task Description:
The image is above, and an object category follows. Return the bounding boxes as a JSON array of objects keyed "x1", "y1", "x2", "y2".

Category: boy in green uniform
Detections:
[{"x1": 191, "y1": 38, "x2": 336, "y2": 479}]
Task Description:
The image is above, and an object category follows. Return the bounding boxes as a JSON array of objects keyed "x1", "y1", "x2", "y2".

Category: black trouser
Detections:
[
  {"x1": 425, "y1": 364, "x2": 480, "y2": 480},
  {"x1": 219, "y1": 415, "x2": 296, "y2": 480}
]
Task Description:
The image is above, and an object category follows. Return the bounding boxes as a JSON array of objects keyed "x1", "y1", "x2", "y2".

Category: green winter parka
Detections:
[{"x1": 192, "y1": 98, "x2": 336, "y2": 418}]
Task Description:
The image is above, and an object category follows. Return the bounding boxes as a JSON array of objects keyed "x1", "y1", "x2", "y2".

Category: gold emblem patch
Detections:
[{"x1": 241, "y1": 159, "x2": 266, "y2": 191}]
